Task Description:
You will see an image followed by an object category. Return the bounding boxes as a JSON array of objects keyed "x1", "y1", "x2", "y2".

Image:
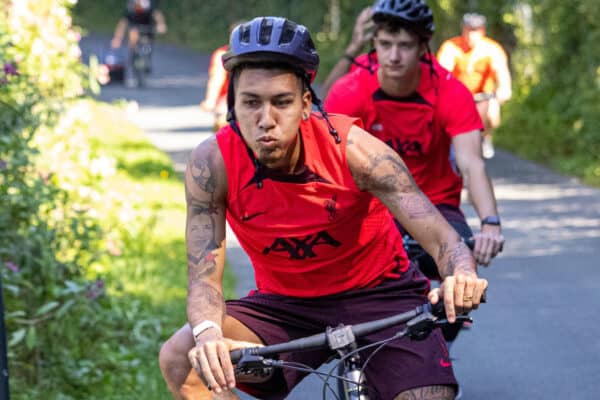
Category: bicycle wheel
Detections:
[{"x1": 132, "y1": 38, "x2": 152, "y2": 87}]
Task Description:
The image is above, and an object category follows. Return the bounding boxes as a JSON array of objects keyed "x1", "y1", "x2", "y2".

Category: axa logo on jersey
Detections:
[
  {"x1": 386, "y1": 138, "x2": 424, "y2": 157},
  {"x1": 262, "y1": 230, "x2": 341, "y2": 260}
]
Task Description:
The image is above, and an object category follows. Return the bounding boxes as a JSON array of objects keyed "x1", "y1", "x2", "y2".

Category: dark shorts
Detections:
[{"x1": 226, "y1": 264, "x2": 457, "y2": 400}]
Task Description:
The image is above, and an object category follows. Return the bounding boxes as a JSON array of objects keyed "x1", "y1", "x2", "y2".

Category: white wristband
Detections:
[{"x1": 192, "y1": 320, "x2": 222, "y2": 338}]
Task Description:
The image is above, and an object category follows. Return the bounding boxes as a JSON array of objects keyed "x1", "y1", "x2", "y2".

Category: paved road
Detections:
[{"x1": 82, "y1": 34, "x2": 600, "y2": 400}]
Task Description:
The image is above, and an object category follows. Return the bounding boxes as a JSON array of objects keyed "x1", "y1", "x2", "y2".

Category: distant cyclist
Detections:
[
  {"x1": 437, "y1": 13, "x2": 512, "y2": 159},
  {"x1": 110, "y1": 0, "x2": 167, "y2": 86},
  {"x1": 158, "y1": 16, "x2": 487, "y2": 400}
]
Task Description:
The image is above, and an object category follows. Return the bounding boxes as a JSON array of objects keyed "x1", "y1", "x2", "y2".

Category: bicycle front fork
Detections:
[{"x1": 340, "y1": 355, "x2": 369, "y2": 400}]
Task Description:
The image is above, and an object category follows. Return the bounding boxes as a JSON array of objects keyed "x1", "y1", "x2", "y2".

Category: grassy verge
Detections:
[{"x1": 77, "y1": 100, "x2": 236, "y2": 399}]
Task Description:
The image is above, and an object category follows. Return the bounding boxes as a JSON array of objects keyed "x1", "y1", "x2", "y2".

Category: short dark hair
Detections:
[{"x1": 373, "y1": 14, "x2": 431, "y2": 41}]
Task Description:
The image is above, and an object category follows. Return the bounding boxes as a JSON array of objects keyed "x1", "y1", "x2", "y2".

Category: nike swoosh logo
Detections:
[
  {"x1": 241, "y1": 212, "x2": 265, "y2": 222},
  {"x1": 439, "y1": 357, "x2": 452, "y2": 368}
]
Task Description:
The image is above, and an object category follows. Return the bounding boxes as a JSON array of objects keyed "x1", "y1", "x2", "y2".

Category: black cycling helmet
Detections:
[
  {"x1": 222, "y1": 16, "x2": 319, "y2": 83},
  {"x1": 372, "y1": 0, "x2": 434, "y2": 39}
]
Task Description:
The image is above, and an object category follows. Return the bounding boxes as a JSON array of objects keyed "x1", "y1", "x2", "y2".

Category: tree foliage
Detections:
[{"x1": 73, "y1": 0, "x2": 600, "y2": 183}]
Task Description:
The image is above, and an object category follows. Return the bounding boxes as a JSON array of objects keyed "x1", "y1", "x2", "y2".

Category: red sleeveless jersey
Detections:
[{"x1": 216, "y1": 114, "x2": 408, "y2": 297}]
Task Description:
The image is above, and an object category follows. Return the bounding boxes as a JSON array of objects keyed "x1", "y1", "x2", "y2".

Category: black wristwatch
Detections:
[{"x1": 481, "y1": 216, "x2": 501, "y2": 226}]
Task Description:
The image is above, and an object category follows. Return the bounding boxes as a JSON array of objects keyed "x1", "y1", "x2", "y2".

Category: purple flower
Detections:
[
  {"x1": 87, "y1": 279, "x2": 106, "y2": 301},
  {"x1": 3, "y1": 62, "x2": 18, "y2": 76},
  {"x1": 0, "y1": 160, "x2": 6, "y2": 170},
  {"x1": 5, "y1": 261, "x2": 19, "y2": 273}
]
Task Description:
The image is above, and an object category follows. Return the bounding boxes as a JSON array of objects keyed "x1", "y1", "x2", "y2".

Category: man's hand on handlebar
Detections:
[
  {"x1": 188, "y1": 330, "x2": 262, "y2": 394},
  {"x1": 429, "y1": 271, "x2": 488, "y2": 323}
]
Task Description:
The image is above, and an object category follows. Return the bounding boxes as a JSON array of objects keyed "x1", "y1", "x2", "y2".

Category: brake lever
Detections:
[
  {"x1": 236, "y1": 353, "x2": 268, "y2": 370},
  {"x1": 433, "y1": 314, "x2": 473, "y2": 327},
  {"x1": 235, "y1": 353, "x2": 275, "y2": 384}
]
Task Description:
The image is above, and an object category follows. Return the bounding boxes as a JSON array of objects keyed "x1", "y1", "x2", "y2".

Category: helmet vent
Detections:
[
  {"x1": 259, "y1": 18, "x2": 274, "y2": 45},
  {"x1": 239, "y1": 23, "x2": 251, "y2": 44},
  {"x1": 279, "y1": 20, "x2": 297, "y2": 45}
]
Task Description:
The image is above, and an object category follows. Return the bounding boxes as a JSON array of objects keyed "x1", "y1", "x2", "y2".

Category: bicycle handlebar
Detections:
[{"x1": 230, "y1": 302, "x2": 445, "y2": 364}]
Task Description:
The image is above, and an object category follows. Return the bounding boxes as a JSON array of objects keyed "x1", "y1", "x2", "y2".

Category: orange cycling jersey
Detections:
[{"x1": 436, "y1": 36, "x2": 507, "y2": 95}]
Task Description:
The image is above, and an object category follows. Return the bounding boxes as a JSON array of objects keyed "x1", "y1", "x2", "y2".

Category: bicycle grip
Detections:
[{"x1": 230, "y1": 349, "x2": 242, "y2": 364}]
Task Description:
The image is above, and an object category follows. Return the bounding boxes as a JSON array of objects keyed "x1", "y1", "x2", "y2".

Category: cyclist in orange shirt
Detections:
[{"x1": 437, "y1": 13, "x2": 512, "y2": 158}]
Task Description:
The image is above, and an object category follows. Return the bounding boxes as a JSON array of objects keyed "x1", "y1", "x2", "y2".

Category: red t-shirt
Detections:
[
  {"x1": 216, "y1": 114, "x2": 408, "y2": 297},
  {"x1": 325, "y1": 59, "x2": 483, "y2": 207}
]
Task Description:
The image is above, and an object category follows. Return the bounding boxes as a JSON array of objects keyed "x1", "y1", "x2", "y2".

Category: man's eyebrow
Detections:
[{"x1": 238, "y1": 91, "x2": 296, "y2": 98}]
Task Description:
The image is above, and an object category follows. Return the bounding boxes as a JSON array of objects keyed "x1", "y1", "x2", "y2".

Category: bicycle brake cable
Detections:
[
  {"x1": 268, "y1": 360, "x2": 342, "y2": 400},
  {"x1": 321, "y1": 330, "x2": 407, "y2": 399}
]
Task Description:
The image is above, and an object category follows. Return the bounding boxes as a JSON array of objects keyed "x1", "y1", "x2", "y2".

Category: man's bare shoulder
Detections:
[{"x1": 190, "y1": 135, "x2": 220, "y2": 162}]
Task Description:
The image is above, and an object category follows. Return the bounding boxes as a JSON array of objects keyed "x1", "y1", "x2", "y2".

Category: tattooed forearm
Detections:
[
  {"x1": 187, "y1": 247, "x2": 218, "y2": 280},
  {"x1": 437, "y1": 242, "x2": 448, "y2": 263},
  {"x1": 188, "y1": 281, "x2": 226, "y2": 323},
  {"x1": 394, "y1": 385, "x2": 455, "y2": 400},
  {"x1": 398, "y1": 195, "x2": 436, "y2": 219},
  {"x1": 440, "y1": 241, "x2": 474, "y2": 278},
  {"x1": 187, "y1": 205, "x2": 222, "y2": 280}
]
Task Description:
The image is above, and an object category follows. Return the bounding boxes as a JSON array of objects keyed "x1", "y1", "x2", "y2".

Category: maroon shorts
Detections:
[{"x1": 226, "y1": 264, "x2": 457, "y2": 400}]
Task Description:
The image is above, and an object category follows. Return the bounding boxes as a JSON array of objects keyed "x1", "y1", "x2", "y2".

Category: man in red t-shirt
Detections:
[
  {"x1": 158, "y1": 16, "x2": 487, "y2": 400},
  {"x1": 324, "y1": 0, "x2": 504, "y2": 277}
]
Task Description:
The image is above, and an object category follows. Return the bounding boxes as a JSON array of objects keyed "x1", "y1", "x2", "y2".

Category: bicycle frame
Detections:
[
  {"x1": 231, "y1": 302, "x2": 471, "y2": 400},
  {"x1": 131, "y1": 25, "x2": 154, "y2": 87}
]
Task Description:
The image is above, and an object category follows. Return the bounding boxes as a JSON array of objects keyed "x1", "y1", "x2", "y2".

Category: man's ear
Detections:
[
  {"x1": 302, "y1": 89, "x2": 312, "y2": 114},
  {"x1": 419, "y1": 43, "x2": 427, "y2": 58}
]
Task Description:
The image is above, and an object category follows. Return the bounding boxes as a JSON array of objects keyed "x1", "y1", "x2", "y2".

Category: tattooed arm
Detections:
[
  {"x1": 185, "y1": 137, "x2": 228, "y2": 336},
  {"x1": 345, "y1": 125, "x2": 487, "y2": 320}
]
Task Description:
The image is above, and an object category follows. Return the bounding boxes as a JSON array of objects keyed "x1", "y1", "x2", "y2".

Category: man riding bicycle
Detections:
[
  {"x1": 158, "y1": 16, "x2": 487, "y2": 400},
  {"x1": 323, "y1": 0, "x2": 504, "y2": 348},
  {"x1": 110, "y1": 0, "x2": 167, "y2": 86},
  {"x1": 437, "y1": 13, "x2": 512, "y2": 158}
]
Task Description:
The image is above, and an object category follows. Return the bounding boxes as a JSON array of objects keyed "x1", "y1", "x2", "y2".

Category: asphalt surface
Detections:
[{"x1": 81, "y1": 34, "x2": 600, "y2": 400}]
